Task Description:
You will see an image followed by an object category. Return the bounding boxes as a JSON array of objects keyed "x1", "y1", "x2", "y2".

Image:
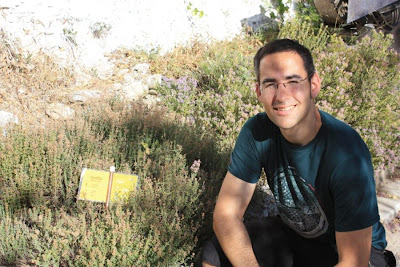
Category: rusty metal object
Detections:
[
  {"x1": 313, "y1": 0, "x2": 346, "y2": 25},
  {"x1": 314, "y1": 0, "x2": 400, "y2": 33}
]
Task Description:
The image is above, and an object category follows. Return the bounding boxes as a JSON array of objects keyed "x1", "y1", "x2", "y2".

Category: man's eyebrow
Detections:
[
  {"x1": 286, "y1": 74, "x2": 302, "y2": 80},
  {"x1": 261, "y1": 74, "x2": 303, "y2": 84},
  {"x1": 261, "y1": 78, "x2": 276, "y2": 84}
]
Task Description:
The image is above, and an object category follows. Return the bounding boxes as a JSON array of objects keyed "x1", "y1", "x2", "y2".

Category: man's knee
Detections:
[{"x1": 201, "y1": 217, "x2": 292, "y2": 267}]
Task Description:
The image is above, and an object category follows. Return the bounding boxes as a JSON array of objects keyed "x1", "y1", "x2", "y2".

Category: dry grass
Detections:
[
  {"x1": 107, "y1": 35, "x2": 262, "y2": 80},
  {"x1": 0, "y1": 30, "x2": 124, "y2": 128},
  {"x1": 0, "y1": 29, "x2": 77, "y2": 126},
  {"x1": 0, "y1": 30, "x2": 75, "y2": 92}
]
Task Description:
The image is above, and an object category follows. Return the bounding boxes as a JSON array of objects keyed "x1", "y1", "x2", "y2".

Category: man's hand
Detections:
[
  {"x1": 335, "y1": 226, "x2": 372, "y2": 267},
  {"x1": 213, "y1": 171, "x2": 258, "y2": 266}
]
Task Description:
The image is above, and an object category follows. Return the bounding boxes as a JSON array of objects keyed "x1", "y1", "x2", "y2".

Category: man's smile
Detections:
[{"x1": 273, "y1": 105, "x2": 297, "y2": 112}]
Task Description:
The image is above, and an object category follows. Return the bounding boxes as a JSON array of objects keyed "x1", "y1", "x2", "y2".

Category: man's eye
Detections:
[
  {"x1": 264, "y1": 84, "x2": 276, "y2": 89},
  {"x1": 287, "y1": 80, "x2": 299, "y2": 85}
]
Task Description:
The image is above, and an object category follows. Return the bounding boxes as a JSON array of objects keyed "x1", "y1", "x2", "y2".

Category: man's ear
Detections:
[
  {"x1": 310, "y1": 72, "x2": 321, "y2": 99},
  {"x1": 255, "y1": 82, "x2": 262, "y2": 100}
]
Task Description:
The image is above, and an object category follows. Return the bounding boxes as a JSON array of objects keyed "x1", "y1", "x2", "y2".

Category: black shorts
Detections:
[{"x1": 202, "y1": 216, "x2": 396, "y2": 267}]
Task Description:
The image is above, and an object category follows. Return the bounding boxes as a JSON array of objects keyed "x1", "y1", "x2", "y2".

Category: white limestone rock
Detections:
[
  {"x1": 122, "y1": 80, "x2": 149, "y2": 101},
  {"x1": 0, "y1": 111, "x2": 19, "y2": 127},
  {"x1": 148, "y1": 89, "x2": 158, "y2": 96},
  {"x1": 46, "y1": 103, "x2": 75, "y2": 120},
  {"x1": 117, "y1": 69, "x2": 130, "y2": 77},
  {"x1": 132, "y1": 63, "x2": 150, "y2": 76},
  {"x1": 142, "y1": 95, "x2": 161, "y2": 108},
  {"x1": 69, "y1": 90, "x2": 101, "y2": 103},
  {"x1": 145, "y1": 74, "x2": 162, "y2": 89},
  {"x1": 123, "y1": 73, "x2": 137, "y2": 84}
]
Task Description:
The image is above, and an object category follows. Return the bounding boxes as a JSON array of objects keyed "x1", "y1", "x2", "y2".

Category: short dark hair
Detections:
[{"x1": 254, "y1": 39, "x2": 315, "y2": 83}]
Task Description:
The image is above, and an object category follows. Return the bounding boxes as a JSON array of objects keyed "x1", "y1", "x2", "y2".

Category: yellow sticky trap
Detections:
[{"x1": 77, "y1": 168, "x2": 139, "y2": 203}]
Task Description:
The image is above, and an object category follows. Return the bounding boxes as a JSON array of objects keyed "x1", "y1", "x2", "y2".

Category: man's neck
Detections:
[{"x1": 280, "y1": 108, "x2": 322, "y2": 146}]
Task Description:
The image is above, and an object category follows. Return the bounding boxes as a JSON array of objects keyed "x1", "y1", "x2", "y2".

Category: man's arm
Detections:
[
  {"x1": 335, "y1": 226, "x2": 372, "y2": 267},
  {"x1": 213, "y1": 171, "x2": 258, "y2": 266}
]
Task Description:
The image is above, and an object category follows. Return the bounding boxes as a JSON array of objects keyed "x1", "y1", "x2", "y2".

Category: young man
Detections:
[{"x1": 202, "y1": 39, "x2": 396, "y2": 266}]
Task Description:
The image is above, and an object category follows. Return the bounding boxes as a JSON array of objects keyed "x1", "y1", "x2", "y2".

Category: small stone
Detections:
[
  {"x1": 117, "y1": 69, "x2": 129, "y2": 76},
  {"x1": 45, "y1": 103, "x2": 75, "y2": 120},
  {"x1": 132, "y1": 63, "x2": 150, "y2": 76},
  {"x1": 69, "y1": 90, "x2": 101, "y2": 103},
  {"x1": 0, "y1": 111, "x2": 18, "y2": 127},
  {"x1": 113, "y1": 83, "x2": 123, "y2": 90},
  {"x1": 123, "y1": 73, "x2": 136, "y2": 84},
  {"x1": 241, "y1": 13, "x2": 278, "y2": 34},
  {"x1": 26, "y1": 63, "x2": 35, "y2": 71},
  {"x1": 122, "y1": 81, "x2": 149, "y2": 101},
  {"x1": 148, "y1": 89, "x2": 158, "y2": 96},
  {"x1": 378, "y1": 197, "x2": 400, "y2": 223},
  {"x1": 380, "y1": 180, "x2": 400, "y2": 198},
  {"x1": 146, "y1": 74, "x2": 162, "y2": 89},
  {"x1": 142, "y1": 96, "x2": 161, "y2": 108}
]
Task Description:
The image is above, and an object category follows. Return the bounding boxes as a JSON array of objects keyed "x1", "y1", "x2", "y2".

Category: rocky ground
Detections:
[{"x1": 0, "y1": 51, "x2": 163, "y2": 129}]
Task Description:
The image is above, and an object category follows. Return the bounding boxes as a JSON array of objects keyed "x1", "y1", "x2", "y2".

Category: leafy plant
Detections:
[
  {"x1": 262, "y1": 0, "x2": 291, "y2": 22},
  {"x1": 0, "y1": 99, "x2": 229, "y2": 265},
  {"x1": 63, "y1": 27, "x2": 78, "y2": 46},
  {"x1": 186, "y1": 1, "x2": 204, "y2": 18},
  {"x1": 90, "y1": 21, "x2": 112, "y2": 39},
  {"x1": 295, "y1": 0, "x2": 323, "y2": 28}
]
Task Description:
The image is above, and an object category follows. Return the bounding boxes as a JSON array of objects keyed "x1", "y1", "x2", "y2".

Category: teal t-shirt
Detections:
[{"x1": 228, "y1": 110, "x2": 387, "y2": 250}]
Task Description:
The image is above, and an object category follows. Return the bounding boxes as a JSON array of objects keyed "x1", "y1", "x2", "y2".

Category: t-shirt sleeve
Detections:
[
  {"x1": 228, "y1": 122, "x2": 263, "y2": 184},
  {"x1": 331, "y1": 153, "x2": 380, "y2": 232}
]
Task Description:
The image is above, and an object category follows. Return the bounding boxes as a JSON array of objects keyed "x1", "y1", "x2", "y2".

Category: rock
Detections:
[
  {"x1": 123, "y1": 73, "x2": 136, "y2": 84},
  {"x1": 122, "y1": 81, "x2": 149, "y2": 101},
  {"x1": 69, "y1": 90, "x2": 101, "y2": 103},
  {"x1": 380, "y1": 180, "x2": 400, "y2": 199},
  {"x1": 45, "y1": 103, "x2": 75, "y2": 120},
  {"x1": 377, "y1": 197, "x2": 400, "y2": 223},
  {"x1": 241, "y1": 13, "x2": 278, "y2": 34},
  {"x1": 117, "y1": 69, "x2": 130, "y2": 77},
  {"x1": 0, "y1": 110, "x2": 18, "y2": 127},
  {"x1": 145, "y1": 74, "x2": 162, "y2": 89},
  {"x1": 132, "y1": 63, "x2": 150, "y2": 76},
  {"x1": 96, "y1": 67, "x2": 114, "y2": 81},
  {"x1": 142, "y1": 95, "x2": 161, "y2": 108},
  {"x1": 148, "y1": 89, "x2": 158, "y2": 96},
  {"x1": 113, "y1": 83, "x2": 123, "y2": 91},
  {"x1": 375, "y1": 169, "x2": 390, "y2": 189}
]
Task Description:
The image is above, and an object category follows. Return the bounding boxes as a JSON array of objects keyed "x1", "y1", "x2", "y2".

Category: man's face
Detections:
[{"x1": 256, "y1": 51, "x2": 321, "y2": 132}]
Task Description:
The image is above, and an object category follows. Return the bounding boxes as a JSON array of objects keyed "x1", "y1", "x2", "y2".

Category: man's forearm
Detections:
[
  {"x1": 335, "y1": 228, "x2": 372, "y2": 267},
  {"x1": 214, "y1": 216, "x2": 259, "y2": 266}
]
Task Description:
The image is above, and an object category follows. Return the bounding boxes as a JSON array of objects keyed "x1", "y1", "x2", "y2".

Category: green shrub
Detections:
[
  {"x1": 157, "y1": 37, "x2": 264, "y2": 150},
  {"x1": 0, "y1": 206, "x2": 33, "y2": 265},
  {"x1": 0, "y1": 101, "x2": 229, "y2": 265},
  {"x1": 129, "y1": 141, "x2": 203, "y2": 265},
  {"x1": 295, "y1": 0, "x2": 324, "y2": 29},
  {"x1": 279, "y1": 19, "x2": 331, "y2": 52}
]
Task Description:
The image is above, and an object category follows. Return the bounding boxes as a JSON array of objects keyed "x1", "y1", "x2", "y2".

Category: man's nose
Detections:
[{"x1": 275, "y1": 83, "x2": 290, "y2": 101}]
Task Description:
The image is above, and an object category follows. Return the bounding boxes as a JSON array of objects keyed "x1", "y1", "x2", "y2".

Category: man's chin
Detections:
[{"x1": 270, "y1": 118, "x2": 296, "y2": 130}]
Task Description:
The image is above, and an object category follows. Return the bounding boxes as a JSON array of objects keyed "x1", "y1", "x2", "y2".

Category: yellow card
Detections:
[
  {"x1": 77, "y1": 168, "x2": 139, "y2": 203},
  {"x1": 110, "y1": 172, "x2": 139, "y2": 201}
]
